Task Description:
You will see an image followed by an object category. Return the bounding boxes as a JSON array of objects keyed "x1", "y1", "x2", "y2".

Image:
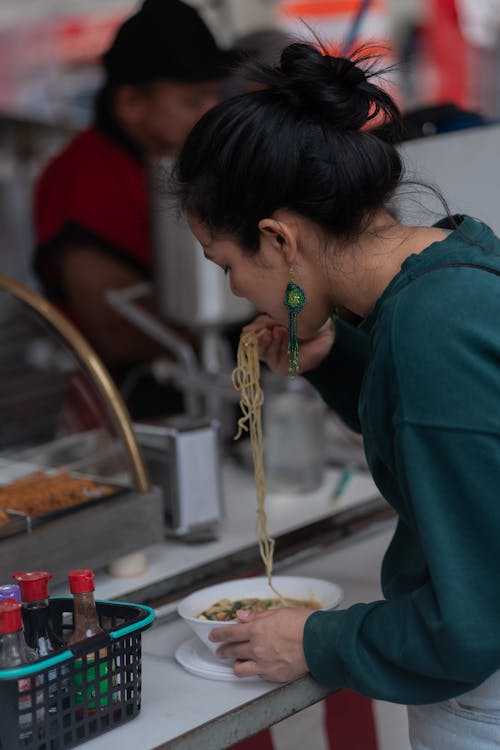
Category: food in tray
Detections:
[
  {"x1": 197, "y1": 596, "x2": 322, "y2": 622},
  {"x1": 0, "y1": 470, "x2": 117, "y2": 517}
]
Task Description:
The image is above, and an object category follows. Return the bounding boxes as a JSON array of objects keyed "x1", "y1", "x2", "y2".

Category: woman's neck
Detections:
[{"x1": 331, "y1": 212, "x2": 450, "y2": 318}]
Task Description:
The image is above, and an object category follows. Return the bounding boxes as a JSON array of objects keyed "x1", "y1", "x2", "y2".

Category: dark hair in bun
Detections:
[
  {"x1": 175, "y1": 41, "x2": 404, "y2": 249},
  {"x1": 252, "y1": 42, "x2": 399, "y2": 133}
]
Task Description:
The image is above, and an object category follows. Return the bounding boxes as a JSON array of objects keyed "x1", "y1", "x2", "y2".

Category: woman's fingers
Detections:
[
  {"x1": 260, "y1": 327, "x2": 289, "y2": 374},
  {"x1": 216, "y1": 642, "x2": 254, "y2": 661},
  {"x1": 232, "y1": 659, "x2": 261, "y2": 678},
  {"x1": 242, "y1": 314, "x2": 280, "y2": 333},
  {"x1": 209, "y1": 622, "x2": 250, "y2": 644},
  {"x1": 241, "y1": 314, "x2": 335, "y2": 375},
  {"x1": 235, "y1": 608, "x2": 275, "y2": 623},
  {"x1": 210, "y1": 609, "x2": 311, "y2": 682}
]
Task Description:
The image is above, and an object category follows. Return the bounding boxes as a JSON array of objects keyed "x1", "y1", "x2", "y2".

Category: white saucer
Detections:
[{"x1": 175, "y1": 637, "x2": 262, "y2": 682}]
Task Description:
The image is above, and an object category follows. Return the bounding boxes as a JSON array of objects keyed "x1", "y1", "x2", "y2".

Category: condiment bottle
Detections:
[
  {"x1": 0, "y1": 601, "x2": 39, "y2": 740},
  {"x1": 0, "y1": 601, "x2": 36, "y2": 667},
  {"x1": 0, "y1": 584, "x2": 21, "y2": 603},
  {"x1": 12, "y1": 572, "x2": 62, "y2": 654},
  {"x1": 67, "y1": 569, "x2": 117, "y2": 714},
  {"x1": 13, "y1": 571, "x2": 66, "y2": 712},
  {"x1": 66, "y1": 570, "x2": 105, "y2": 644}
]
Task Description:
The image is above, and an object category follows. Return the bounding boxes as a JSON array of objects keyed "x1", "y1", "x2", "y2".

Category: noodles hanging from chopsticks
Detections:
[{"x1": 232, "y1": 331, "x2": 284, "y2": 601}]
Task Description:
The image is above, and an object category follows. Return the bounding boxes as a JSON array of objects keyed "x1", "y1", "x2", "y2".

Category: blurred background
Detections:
[
  {"x1": 1, "y1": 0, "x2": 499, "y2": 289},
  {"x1": 0, "y1": 0, "x2": 499, "y2": 446}
]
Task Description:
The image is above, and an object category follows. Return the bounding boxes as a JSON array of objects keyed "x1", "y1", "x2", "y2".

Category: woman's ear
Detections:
[{"x1": 258, "y1": 217, "x2": 298, "y2": 265}]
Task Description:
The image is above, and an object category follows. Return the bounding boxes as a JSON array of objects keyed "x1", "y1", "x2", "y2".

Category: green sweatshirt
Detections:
[{"x1": 303, "y1": 216, "x2": 500, "y2": 705}]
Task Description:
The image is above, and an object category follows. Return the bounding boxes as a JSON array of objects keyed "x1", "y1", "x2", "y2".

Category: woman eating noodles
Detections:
[{"x1": 173, "y1": 40, "x2": 500, "y2": 750}]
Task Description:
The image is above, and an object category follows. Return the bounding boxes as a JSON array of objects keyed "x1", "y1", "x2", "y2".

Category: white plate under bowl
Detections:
[
  {"x1": 175, "y1": 636, "x2": 264, "y2": 682},
  {"x1": 177, "y1": 575, "x2": 343, "y2": 656}
]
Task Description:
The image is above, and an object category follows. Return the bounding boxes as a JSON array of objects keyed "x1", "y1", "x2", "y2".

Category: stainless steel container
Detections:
[
  {"x1": 134, "y1": 417, "x2": 224, "y2": 541},
  {"x1": 149, "y1": 159, "x2": 255, "y2": 329}
]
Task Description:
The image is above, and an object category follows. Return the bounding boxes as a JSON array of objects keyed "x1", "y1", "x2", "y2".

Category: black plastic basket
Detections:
[{"x1": 0, "y1": 598, "x2": 154, "y2": 750}]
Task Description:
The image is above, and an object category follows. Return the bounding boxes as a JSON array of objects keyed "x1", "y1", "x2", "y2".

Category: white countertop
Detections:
[
  {"x1": 59, "y1": 460, "x2": 379, "y2": 604},
  {"x1": 76, "y1": 614, "x2": 338, "y2": 749},
  {"x1": 59, "y1": 460, "x2": 382, "y2": 749}
]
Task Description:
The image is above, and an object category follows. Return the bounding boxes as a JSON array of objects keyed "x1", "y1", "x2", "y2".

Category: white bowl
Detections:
[{"x1": 177, "y1": 575, "x2": 343, "y2": 656}]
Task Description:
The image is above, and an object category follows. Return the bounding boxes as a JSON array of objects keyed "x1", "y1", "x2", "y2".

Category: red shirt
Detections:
[{"x1": 34, "y1": 126, "x2": 151, "y2": 301}]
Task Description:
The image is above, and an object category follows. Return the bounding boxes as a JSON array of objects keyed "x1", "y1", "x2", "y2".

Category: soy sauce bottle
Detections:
[
  {"x1": 12, "y1": 572, "x2": 62, "y2": 654},
  {"x1": 67, "y1": 569, "x2": 118, "y2": 714},
  {"x1": 12, "y1": 571, "x2": 64, "y2": 713},
  {"x1": 66, "y1": 570, "x2": 105, "y2": 645}
]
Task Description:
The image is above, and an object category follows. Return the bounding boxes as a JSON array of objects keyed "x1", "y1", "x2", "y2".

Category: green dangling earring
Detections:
[
  {"x1": 330, "y1": 305, "x2": 339, "y2": 331},
  {"x1": 284, "y1": 268, "x2": 306, "y2": 378}
]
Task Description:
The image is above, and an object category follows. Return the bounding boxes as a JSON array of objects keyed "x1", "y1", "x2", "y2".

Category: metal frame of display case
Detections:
[
  {"x1": 0, "y1": 274, "x2": 166, "y2": 583},
  {"x1": 0, "y1": 273, "x2": 150, "y2": 491}
]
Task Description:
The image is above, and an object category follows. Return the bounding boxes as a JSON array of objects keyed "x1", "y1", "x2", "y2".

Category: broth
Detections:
[{"x1": 197, "y1": 596, "x2": 322, "y2": 622}]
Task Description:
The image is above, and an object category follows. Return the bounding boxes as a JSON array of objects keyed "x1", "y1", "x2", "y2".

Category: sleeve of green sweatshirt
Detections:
[
  {"x1": 304, "y1": 320, "x2": 369, "y2": 433},
  {"x1": 304, "y1": 422, "x2": 500, "y2": 704},
  {"x1": 304, "y1": 267, "x2": 500, "y2": 705}
]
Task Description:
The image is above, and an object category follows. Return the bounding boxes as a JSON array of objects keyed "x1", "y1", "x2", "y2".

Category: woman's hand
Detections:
[
  {"x1": 243, "y1": 315, "x2": 334, "y2": 376},
  {"x1": 209, "y1": 607, "x2": 312, "y2": 682}
]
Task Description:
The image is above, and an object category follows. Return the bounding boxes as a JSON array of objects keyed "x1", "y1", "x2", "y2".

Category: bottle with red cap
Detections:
[
  {"x1": 12, "y1": 571, "x2": 66, "y2": 713},
  {"x1": 12, "y1": 572, "x2": 62, "y2": 655},
  {"x1": 0, "y1": 600, "x2": 36, "y2": 667},
  {"x1": 0, "y1": 600, "x2": 39, "y2": 740},
  {"x1": 67, "y1": 569, "x2": 118, "y2": 714},
  {"x1": 66, "y1": 570, "x2": 105, "y2": 644}
]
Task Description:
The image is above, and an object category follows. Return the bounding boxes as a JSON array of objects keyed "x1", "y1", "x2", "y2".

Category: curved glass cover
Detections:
[{"x1": 0, "y1": 284, "x2": 142, "y2": 536}]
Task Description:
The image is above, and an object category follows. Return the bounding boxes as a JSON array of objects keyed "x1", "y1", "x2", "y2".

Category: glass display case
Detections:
[{"x1": 0, "y1": 274, "x2": 163, "y2": 583}]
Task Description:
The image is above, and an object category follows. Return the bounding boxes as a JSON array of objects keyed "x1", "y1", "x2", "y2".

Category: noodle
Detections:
[{"x1": 232, "y1": 331, "x2": 284, "y2": 601}]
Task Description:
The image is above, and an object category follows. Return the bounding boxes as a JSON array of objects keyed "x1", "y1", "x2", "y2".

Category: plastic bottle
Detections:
[
  {"x1": 263, "y1": 373, "x2": 326, "y2": 493},
  {"x1": 0, "y1": 600, "x2": 39, "y2": 741},
  {"x1": 0, "y1": 601, "x2": 36, "y2": 666},
  {"x1": 67, "y1": 569, "x2": 118, "y2": 714}
]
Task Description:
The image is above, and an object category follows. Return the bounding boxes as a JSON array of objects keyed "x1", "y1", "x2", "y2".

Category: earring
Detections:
[
  {"x1": 330, "y1": 306, "x2": 339, "y2": 331},
  {"x1": 284, "y1": 268, "x2": 306, "y2": 378}
]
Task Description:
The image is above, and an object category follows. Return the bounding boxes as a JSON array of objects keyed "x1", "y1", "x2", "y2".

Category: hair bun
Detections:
[
  {"x1": 326, "y1": 56, "x2": 366, "y2": 88},
  {"x1": 276, "y1": 43, "x2": 369, "y2": 130}
]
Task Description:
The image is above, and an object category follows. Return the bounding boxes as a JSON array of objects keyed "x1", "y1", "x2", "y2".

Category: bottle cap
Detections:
[
  {"x1": 0, "y1": 601, "x2": 22, "y2": 634},
  {"x1": 0, "y1": 584, "x2": 21, "y2": 603},
  {"x1": 68, "y1": 570, "x2": 95, "y2": 594},
  {"x1": 12, "y1": 572, "x2": 53, "y2": 602}
]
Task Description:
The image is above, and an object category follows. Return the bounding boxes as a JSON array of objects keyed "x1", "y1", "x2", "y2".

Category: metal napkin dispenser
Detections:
[{"x1": 134, "y1": 417, "x2": 223, "y2": 540}]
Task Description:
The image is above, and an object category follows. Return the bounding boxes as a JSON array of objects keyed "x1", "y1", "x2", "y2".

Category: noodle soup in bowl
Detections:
[{"x1": 177, "y1": 575, "x2": 343, "y2": 657}]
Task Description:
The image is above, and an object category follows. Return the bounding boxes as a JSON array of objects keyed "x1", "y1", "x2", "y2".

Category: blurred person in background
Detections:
[{"x1": 32, "y1": 0, "x2": 231, "y2": 419}]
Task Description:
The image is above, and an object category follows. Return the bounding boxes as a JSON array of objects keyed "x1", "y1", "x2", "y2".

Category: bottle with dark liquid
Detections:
[
  {"x1": 12, "y1": 572, "x2": 62, "y2": 655},
  {"x1": 13, "y1": 571, "x2": 64, "y2": 712},
  {"x1": 67, "y1": 569, "x2": 118, "y2": 714}
]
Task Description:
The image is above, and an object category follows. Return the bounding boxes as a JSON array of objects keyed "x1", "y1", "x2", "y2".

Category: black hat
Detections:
[{"x1": 103, "y1": 0, "x2": 232, "y2": 84}]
